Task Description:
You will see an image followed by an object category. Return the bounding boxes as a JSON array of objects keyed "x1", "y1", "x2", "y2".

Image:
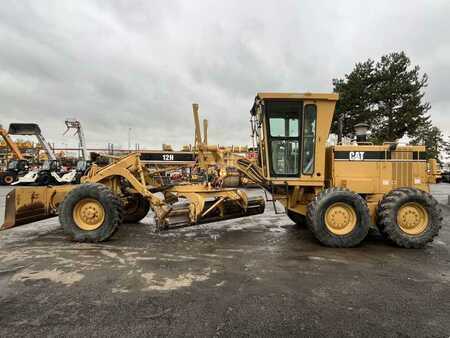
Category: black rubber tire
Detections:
[
  {"x1": 59, "y1": 183, "x2": 124, "y2": 242},
  {"x1": 123, "y1": 196, "x2": 150, "y2": 223},
  {"x1": 377, "y1": 188, "x2": 442, "y2": 248},
  {"x1": 2, "y1": 174, "x2": 15, "y2": 185},
  {"x1": 287, "y1": 209, "x2": 307, "y2": 227},
  {"x1": 37, "y1": 173, "x2": 52, "y2": 186},
  {"x1": 307, "y1": 188, "x2": 370, "y2": 247}
]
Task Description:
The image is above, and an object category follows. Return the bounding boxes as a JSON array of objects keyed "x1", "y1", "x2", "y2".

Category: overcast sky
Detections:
[{"x1": 0, "y1": 0, "x2": 449, "y2": 150}]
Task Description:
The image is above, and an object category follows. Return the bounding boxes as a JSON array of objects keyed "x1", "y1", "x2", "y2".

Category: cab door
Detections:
[{"x1": 265, "y1": 100, "x2": 302, "y2": 178}]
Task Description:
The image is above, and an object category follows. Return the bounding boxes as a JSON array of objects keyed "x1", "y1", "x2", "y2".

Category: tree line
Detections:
[{"x1": 332, "y1": 51, "x2": 447, "y2": 160}]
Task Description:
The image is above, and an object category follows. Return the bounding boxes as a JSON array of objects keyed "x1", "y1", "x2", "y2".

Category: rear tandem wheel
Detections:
[
  {"x1": 306, "y1": 187, "x2": 370, "y2": 247},
  {"x1": 377, "y1": 188, "x2": 442, "y2": 248}
]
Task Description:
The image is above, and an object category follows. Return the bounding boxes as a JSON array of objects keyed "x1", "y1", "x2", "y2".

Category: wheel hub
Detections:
[
  {"x1": 73, "y1": 198, "x2": 105, "y2": 231},
  {"x1": 325, "y1": 202, "x2": 357, "y2": 235},
  {"x1": 397, "y1": 202, "x2": 428, "y2": 235}
]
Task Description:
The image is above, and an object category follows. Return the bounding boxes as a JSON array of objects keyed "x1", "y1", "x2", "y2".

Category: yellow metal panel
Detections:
[
  {"x1": 333, "y1": 161, "x2": 379, "y2": 193},
  {"x1": 1, "y1": 185, "x2": 75, "y2": 229},
  {"x1": 257, "y1": 92, "x2": 339, "y2": 101}
]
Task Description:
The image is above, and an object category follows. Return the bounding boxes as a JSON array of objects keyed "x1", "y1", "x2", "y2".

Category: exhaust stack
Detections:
[{"x1": 354, "y1": 123, "x2": 370, "y2": 144}]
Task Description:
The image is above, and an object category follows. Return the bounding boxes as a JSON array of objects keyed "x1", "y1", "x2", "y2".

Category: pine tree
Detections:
[
  {"x1": 332, "y1": 60, "x2": 375, "y2": 136},
  {"x1": 411, "y1": 125, "x2": 445, "y2": 160},
  {"x1": 332, "y1": 52, "x2": 431, "y2": 143}
]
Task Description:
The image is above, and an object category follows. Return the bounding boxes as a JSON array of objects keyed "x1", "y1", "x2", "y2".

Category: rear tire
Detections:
[
  {"x1": 307, "y1": 188, "x2": 370, "y2": 247},
  {"x1": 123, "y1": 196, "x2": 150, "y2": 223},
  {"x1": 59, "y1": 183, "x2": 124, "y2": 242},
  {"x1": 287, "y1": 209, "x2": 307, "y2": 227},
  {"x1": 377, "y1": 188, "x2": 442, "y2": 248}
]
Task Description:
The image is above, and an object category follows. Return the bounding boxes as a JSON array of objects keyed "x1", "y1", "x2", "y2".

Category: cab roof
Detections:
[
  {"x1": 256, "y1": 92, "x2": 339, "y2": 101},
  {"x1": 251, "y1": 92, "x2": 339, "y2": 115}
]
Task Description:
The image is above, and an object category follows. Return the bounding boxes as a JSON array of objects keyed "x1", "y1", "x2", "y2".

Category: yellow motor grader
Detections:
[{"x1": 2, "y1": 92, "x2": 442, "y2": 248}]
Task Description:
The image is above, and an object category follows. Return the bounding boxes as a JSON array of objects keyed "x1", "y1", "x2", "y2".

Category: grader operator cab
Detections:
[{"x1": 1, "y1": 92, "x2": 442, "y2": 248}]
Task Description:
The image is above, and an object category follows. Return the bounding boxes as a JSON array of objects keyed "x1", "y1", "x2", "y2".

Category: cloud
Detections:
[{"x1": 0, "y1": 0, "x2": 449, "y2": 150}]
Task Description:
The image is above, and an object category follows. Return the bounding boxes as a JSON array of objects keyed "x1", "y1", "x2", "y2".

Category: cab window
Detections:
[
  {"x1": 266, "y1": 101, "x2": 302, "y2": 177},
  {"x1": 271, "y1": 139, "x2": 299, "y2": 175}
]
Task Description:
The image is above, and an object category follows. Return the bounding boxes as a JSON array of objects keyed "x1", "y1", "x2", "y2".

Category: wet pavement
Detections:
[{"x1": 0, "y1": 185, "x2": 449, "y2": 337}]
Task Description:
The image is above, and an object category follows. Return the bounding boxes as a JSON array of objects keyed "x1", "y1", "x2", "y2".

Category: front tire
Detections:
[
  {"x1": 377, "y1": 188, "x2": 442, "y2": 248},
  {"x1": 307, "y1": 188, "x2": 370, "y2": 247},
  {"x1": 59, "y1": 183, "x2": 124, "y2": 242}
]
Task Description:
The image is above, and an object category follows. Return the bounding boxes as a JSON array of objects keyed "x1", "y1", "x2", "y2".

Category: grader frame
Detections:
[{"x1": 2, "y1": 152, "x2": 264, "y2": 233}]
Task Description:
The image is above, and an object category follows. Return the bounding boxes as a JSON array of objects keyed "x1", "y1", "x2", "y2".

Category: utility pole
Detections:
[{"x1": 128, "y1": 127, "x2": 131, "y2": 153}]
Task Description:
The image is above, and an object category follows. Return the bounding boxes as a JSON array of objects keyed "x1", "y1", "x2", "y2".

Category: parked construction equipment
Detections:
[
  {"x1": 64, "y1": 118, "x2": 89, "y2": 161},
  {"x1": 61, "y1": 119, "x2": 92, "y2": 184},
  {"x1": 9, "y1": 123, "x2": 61, "y2": 185},
  {"x1": 12, "y1": 122, "x2": 90, "y2": 185},
  {"x1": 0, "y1": 126, "x2": 30, "y2": 185},
  {"x1": 9, "y1": 123, "x2": 56, "y2": 161},
  {"x1": 1, "y1": 92, "x2": 442, "y2": 248}
]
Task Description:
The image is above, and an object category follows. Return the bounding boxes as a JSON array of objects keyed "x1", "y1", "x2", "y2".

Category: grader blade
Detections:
[
  {"x1": 160, "y1": 187, "x2": 265, "y2": 229},
  {"x1": 197, "y1": 195, "x2": 265, "y2": 224},
  {"x1": 1, "y1": 186, "x2": 74, "y2": 230}
]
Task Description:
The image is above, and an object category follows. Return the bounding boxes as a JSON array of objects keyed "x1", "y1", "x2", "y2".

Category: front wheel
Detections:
[
  {"x1": 377, "y1": 188, "x2": 442, "y2": 248},
  {"x1": 307, "y1": 188, "x2": 370, "y2": 247},
  {"x1": 59, "y1": 183, "x2": 124, "y2": 242}
]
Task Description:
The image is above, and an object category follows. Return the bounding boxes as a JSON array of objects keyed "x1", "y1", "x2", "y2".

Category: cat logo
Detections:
[{"x1": 349, "y1": 151, "x2": 365, "y2": 161}]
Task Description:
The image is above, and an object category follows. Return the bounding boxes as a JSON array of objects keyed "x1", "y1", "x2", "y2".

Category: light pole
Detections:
[{"x1": 128, "y1": 127, "x2": 131, "y2": 153}]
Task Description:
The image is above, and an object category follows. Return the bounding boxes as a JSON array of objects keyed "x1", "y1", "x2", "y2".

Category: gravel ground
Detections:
[{"x1": 0, "y1": 185, "x2": 449, "y2": 337}]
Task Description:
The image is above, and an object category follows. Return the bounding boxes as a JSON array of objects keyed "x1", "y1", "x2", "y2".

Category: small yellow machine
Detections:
[{"x1": 2, "y1": 92, "x2": 442, "y2": 248}]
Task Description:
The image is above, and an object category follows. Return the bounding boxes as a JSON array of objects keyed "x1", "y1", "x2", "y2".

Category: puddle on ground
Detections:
[{"x1": 141, "y1": 269, "x2": 210, "y2": 291}]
